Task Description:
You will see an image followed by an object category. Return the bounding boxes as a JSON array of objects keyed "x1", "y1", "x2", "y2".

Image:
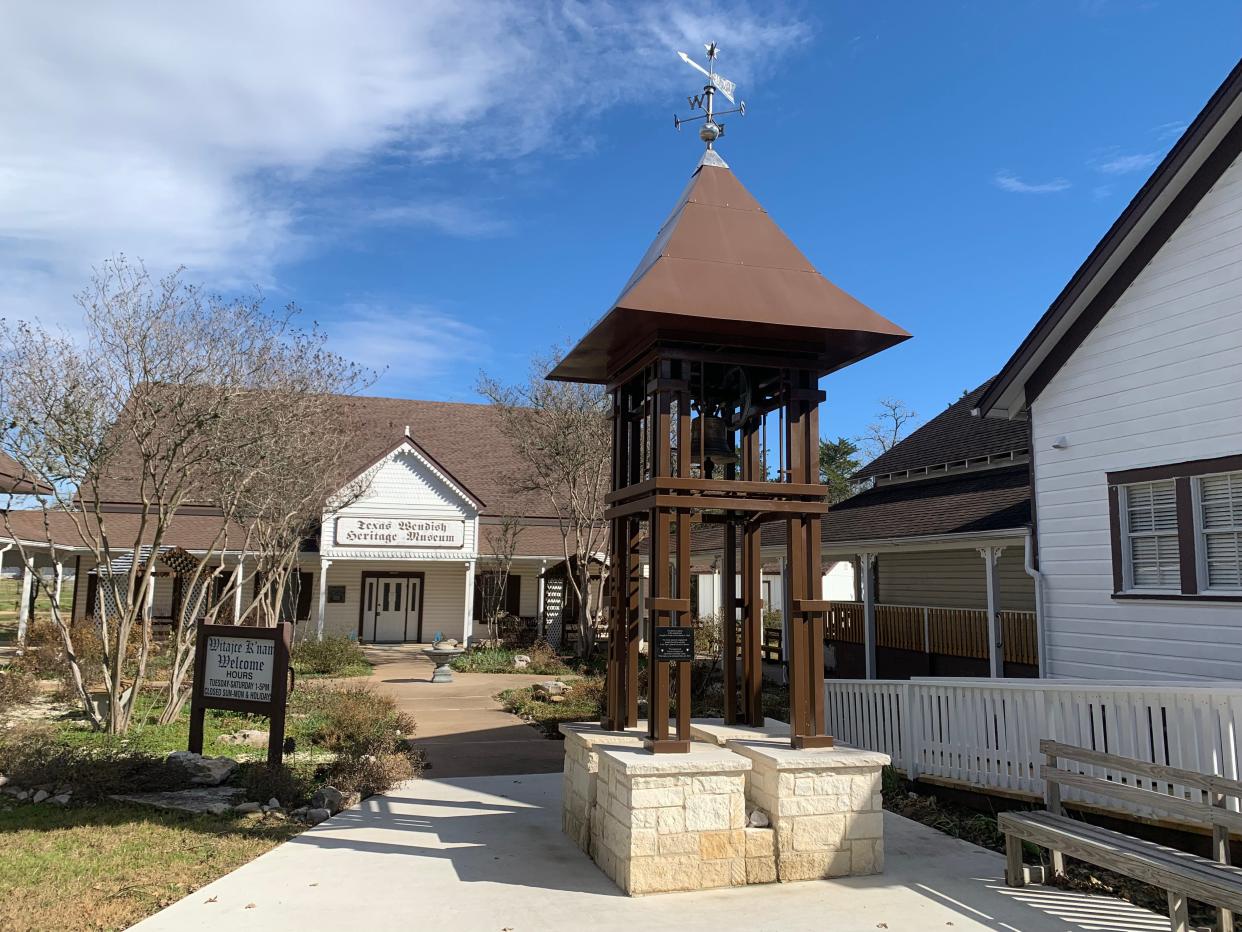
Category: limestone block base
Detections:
[
  {"x1": 592, "y1": 743, "x2": 752, "y2": 895},
  {"x1": 559, "y1": 722, "x2": 646, "y2": 856},
  {"x1": 726, "y1": 739, "x2": 889, "y2": 883}
]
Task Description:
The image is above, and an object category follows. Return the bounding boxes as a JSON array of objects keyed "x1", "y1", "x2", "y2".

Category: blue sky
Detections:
[{"x1": 5, "y1": 2, "x2": 1240, "y2": 445}]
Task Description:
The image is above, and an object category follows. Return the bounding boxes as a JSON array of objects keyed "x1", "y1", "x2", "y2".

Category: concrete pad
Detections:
[{"x1": 133, "y1": 772, "x2": 1170, "y2": 932}]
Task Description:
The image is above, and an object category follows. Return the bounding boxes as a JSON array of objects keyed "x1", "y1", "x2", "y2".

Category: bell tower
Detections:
[{"x1": 549, "y1": 46, "x2": 910, "y2": 752}]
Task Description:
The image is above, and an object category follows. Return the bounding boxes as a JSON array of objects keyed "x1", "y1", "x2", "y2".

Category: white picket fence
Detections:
[{"x1": 826, "y1": 678, "x2": 1242, "y2": 817}]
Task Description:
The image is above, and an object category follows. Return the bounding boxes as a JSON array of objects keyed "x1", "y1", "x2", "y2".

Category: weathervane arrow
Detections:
[{"x1": 673, "y1": 43, "x2": 746, "y2": 150}]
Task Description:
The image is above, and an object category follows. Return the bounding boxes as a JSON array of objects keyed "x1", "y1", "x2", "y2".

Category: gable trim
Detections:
[
  {"x1": 343, "y1": 435, "x2": 486, "y2": 512},
  {"x1": 979, "y1": 58, "x2": 1242, "y2": 419}
]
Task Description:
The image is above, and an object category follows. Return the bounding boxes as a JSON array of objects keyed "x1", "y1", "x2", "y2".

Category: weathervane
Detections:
[{"x1": 674, "y1": 42, "x2": 746, "y2": 149}]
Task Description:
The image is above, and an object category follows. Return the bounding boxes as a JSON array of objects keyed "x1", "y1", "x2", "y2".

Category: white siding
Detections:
[
  {"x1": 877, "y1": 548, "x2": 1034, "y2": 611},
  {"x1": 1033, "y1": 151, "x2": 1242, "y2": 680},
  {"x1": 693, "y1": 561, "x2": 856, "y2": 617},
  {"x1": 321, "y1": 558, "x2": 469, "y2": 642},
  {"x1": 321, "y1": 445, "x2": 478, "y2": 562}
]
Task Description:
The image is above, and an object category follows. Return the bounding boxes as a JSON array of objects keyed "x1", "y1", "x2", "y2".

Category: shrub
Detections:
[
  {"x1": 323, "y1": 750, "x2": 419, "y2": 798},
  {"x1": 499, "y1": 675, "x2": 604, "y2": 737},
  {"x1": 235, "y1": 758, "x2": 320, "y2": 807},
  {"x1": 0, "y1": 733, "x2": 190, "y2": 801},
  {"x1": 292, "y1": 635, "x2": 370, "y2": 677},
  {"x1": 0, "y1": 664, "x2": 38, "y2": 713},
  {"x1": 293, "y1": 683, "x2": 413, "y2": 758},
  {"x1": 451, "y1": 642, "x2": 571, "y2": 676}
]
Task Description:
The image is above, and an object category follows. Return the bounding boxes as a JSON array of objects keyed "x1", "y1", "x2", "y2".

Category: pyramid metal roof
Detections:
[{"x1": 550, "y1": 154, "x2": 910, "y2": 383}]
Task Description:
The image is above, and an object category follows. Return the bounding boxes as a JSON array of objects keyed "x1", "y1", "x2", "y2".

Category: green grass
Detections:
[
  {"x1": 0, "y1": 795, "x2": 300, "y2": 932},
  {"x1": 290, "y1": 635, "x2": 372, "y2": 679}
]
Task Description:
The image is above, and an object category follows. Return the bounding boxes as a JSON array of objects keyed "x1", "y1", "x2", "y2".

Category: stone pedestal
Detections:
[
  {"x1": 592, "y1": 744, "x2": 752, "y2": 895},
  {"x1": 559, "y1": 722, "x2": 646, "y2": 856},
  {"x1": 689, "y1": 717, "x2": 790, "y2": 747},
  {"x1": 726, "y1": 739, "x2": 889, "y2": 882}
]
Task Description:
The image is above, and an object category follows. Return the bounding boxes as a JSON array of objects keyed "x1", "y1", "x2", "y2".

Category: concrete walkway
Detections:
[
  {"x1": 362, "y1": 644, "x2": 567, "y2": 778},
  {"x1": 133, "y1": 771, "x2": 1168, "y2": 932}
]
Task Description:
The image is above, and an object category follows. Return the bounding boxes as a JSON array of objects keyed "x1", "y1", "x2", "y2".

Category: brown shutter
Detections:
[
  {"x1": 296, "y1": 571, "x2": 314, "y2": 620},
  {"x1": 506, "y1": 575, "x2": 521, "y2": 616}
]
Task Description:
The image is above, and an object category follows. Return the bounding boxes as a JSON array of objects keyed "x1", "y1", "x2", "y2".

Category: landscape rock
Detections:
[
  {"x1": 50, "y1": 794, "x2": 71, "y2": 806},
  {"x1": 305, "y1": 807, "x2": 331, "y2": 825},
  {"x1": 513, "y1": 654, "x2": 531, "y2": 670},
  {"x1": 110, "y1": 786, "x2": 245, "y2": 816},
  {"x1": 533, "y1": 680, "x2": 570, "y2": 697},
  {"x1": 219, "y1": 729, "x2": 270, "y2": 748},
  {"x1": 0, "y1": 774, "x2": 8, "y2": 787},
  {"x1": 291, "y1": 806, "x2": 309, "y2": 817},
  {"x1": 32, "y1": 789, "x2": 49, "y2": 803},
  {"x1": 747, "y1": 809, "x2": 771, "y2": 828},
  {"x1": 267, "y1": 797, "x2": 281, "y2": 809},
  {"x1": 166, "y1": 750, "x2": 238, "y2": 786},
  {"x1": 547, "y1": 694, "x2": 567, "y2": 704},
  {"x1": 311, "y1": 785, "x2": 345, "y2": 815},
  {"x1": 2, "y1": 785, "x2": 22, "y2": 798},
  {"x1": 234, "y1": 801, "x2": 262, "y2": 813},
  {"x1": 16, "y1": 789, "x2": 30, "y2": 801}
]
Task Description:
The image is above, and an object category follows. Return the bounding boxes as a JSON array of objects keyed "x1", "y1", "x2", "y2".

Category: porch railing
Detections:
[
  {"x1": 825, "y1": 601, "x2": 1038, "y2": 667},
  {"x1": 825, "y1": 677, "x2": 1242, "y2": 817}
]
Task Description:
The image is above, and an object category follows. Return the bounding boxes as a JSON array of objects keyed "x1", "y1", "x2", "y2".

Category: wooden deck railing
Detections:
[{"x1": 817, "y1": 601, "x2": 1038, "y2": 666}]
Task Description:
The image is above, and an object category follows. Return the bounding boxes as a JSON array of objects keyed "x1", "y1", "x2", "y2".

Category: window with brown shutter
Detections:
[{"x1": 1107, "y1": 455, "x2": 1242, "y2": 602}]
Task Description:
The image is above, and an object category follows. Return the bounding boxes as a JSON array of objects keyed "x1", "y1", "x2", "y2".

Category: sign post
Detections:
[{"x1": 189, "y1": 620, "x2": 293, "y2": 767}]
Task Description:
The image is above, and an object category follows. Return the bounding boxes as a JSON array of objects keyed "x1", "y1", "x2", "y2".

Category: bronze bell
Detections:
[{"x1": 689, "y1": 415, "x2": 738, "y2": 465}]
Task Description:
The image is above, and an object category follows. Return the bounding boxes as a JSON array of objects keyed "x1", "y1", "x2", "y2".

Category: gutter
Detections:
[{"x1": 1023, "y1": 528, "x2": 1046, "y2": 675}]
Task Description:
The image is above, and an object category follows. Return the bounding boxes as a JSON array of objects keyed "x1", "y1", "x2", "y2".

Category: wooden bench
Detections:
[{"x1": 1000, "y1": 739, "x2": 1242, "y2": 932}]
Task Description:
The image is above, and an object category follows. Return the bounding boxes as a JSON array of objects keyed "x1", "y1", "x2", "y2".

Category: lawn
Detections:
[{"x1": 0, "y1": 796, "x2": 300, "y2": 932}]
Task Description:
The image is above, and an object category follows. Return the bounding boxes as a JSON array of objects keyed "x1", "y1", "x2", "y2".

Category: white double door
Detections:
[{"x1": 365, "y1": 575, "x2": 421, "y2": 643}]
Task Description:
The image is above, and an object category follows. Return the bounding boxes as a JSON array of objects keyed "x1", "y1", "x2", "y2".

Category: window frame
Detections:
[
  {"x1": 1118, "y1": 479, "x2": 1181, "y2": 594},
  {"x1": 1106, "y1": 454, "x2": 1242, "y2": 603},
  {"x1": 1192, "y1": 470, "x2": 1242, "y2": 596}
]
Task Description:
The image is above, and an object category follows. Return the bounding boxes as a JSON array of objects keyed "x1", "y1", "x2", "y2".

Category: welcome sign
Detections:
[
  {"x1": 202, "y1": 635, "x2": 275, "y2": 703},
  {"x1": 335, "y1": 516, "x2": 465, "y2": 548}
]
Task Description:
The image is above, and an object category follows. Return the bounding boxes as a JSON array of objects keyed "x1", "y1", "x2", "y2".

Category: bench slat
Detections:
[
  {"x1": 1040, "y1": 765, "x2": 1242, "y2": 834},
  {"x1": 1000, "y1": 812, "x2": 1242, "y2": 913},
  {"x1": 1040, "y1": 740, "x2": 1242, "y2": 799}
]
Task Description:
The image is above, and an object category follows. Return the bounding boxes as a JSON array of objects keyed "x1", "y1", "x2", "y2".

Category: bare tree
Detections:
[
  {"x1": 860, "y1": 398, "x2": 919, "y2": 460},
  {"x1": 478, "y1": 348, "x2": 611, "y2": 658},
  {"x1": 477, "y1": 514, "x2": 523, "y2": 644},
  {"x1": 0, "y1": 257, "x2": 370, "y2": 732}
]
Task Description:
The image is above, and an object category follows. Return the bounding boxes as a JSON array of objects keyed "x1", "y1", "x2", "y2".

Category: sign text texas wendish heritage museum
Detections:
[{"x1": 335, "y1": 517, "x2": 465, "y2": 548}]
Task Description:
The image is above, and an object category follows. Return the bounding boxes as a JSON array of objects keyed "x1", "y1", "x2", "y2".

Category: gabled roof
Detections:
[
  {"x1": 90, "y1": 396, "x2": 551, "y2": 519},
  {"x1": 550, "y1": 154, "x2": 910, "y2": 383},
  {"x1": 0, "y1": 451, "x2": 53, "y2": 495},
  {"x1": 979, "y1": 57, "x2": 1242, "y2": 419},
  {"x1": 853, "y1": 379, "x2": 1028, "y2": 482},
  {"x1": 348, "y1": 434, "x2": 486, "y2": 512}
]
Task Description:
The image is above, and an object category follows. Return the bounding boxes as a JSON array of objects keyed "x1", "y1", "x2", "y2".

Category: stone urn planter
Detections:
[{"x1": 423, "y1": 645, "x2": 465, "y2": 683}]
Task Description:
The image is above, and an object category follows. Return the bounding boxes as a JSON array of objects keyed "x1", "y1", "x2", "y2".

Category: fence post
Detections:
[{"x1": 902, "y1": 682, "x2": 921, "y2": 779}]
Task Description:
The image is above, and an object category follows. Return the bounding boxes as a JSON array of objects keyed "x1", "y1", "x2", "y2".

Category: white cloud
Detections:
[
  {"x1": 0, "y1": 1, "x2": 810, "y2": 330},
  {"x1": 1093, "y1": 151, "x2": 1162, "y2": 175},
  {"x1": 326, "y1": 303, "x2": 487, "y2": 398},
  {"x1": 992, "y1": 171, "x2": 1072, "y2": 194}
]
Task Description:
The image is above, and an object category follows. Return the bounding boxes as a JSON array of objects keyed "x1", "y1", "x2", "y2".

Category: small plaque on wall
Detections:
[
  {"x1": 326, "y1": 585, "x2": 347, "y2": 604},
  {"x1": 653, "y1": 626, "x2": 694, "y2": 663}
]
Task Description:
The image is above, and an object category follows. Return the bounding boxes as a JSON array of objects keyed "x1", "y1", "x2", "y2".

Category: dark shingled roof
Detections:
[
  {"x1": 690, "y1": 465, "x2": 1031, "y2": 553},
  {"x1": 0, "y1": 451, "x2": 53, "y2": 495},
  {"x1": 852, "y1": 379, "x2": 1029, "y2": 481},
  {"x1": 90, "y1": 396, "x2": 553, "y2": 519},
  {"x1": 822, "y1": 465, "x2": 1031, "y2": 543}
]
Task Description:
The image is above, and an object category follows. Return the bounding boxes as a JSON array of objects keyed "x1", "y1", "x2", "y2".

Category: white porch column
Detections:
[
  {"x1": 53, "y1": 561, "x2": 64, "y2": 612},
  {"x1": 233, "y1": 555, "x2": 244, "y2": 623},
  {"x1": 537, "y1": 559, "x2": 547, "y2": 638},
  {"x1": 861, "y1": 552, "x2": 876, "y2": 679},
  {"x1": 463, "y1": 558, "x2": 476, "y2": 644},
  {"x1": 980, "y1": 545, "x2": 1005, "y2": 678},
  {"x1": 316, "y1": 558, "x2": 332, "y2": 641},
  {"x1": 146, "y1": 573, "x2": 156, "y2": 623},
  {"x1": 16, "y1": 559, "x2": 34, "y2": 646}
]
